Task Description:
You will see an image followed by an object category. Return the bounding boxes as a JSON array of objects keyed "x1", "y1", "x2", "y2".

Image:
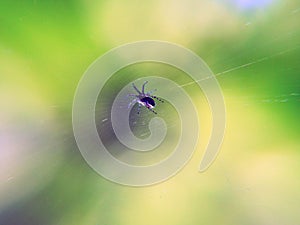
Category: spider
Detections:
[{"x1": 128, "y1": 81, "x2": 164, "y2": 114}]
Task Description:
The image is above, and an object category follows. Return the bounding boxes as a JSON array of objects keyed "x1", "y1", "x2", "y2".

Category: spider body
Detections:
[
  {"x1": 128, "y1": 81, "x2": 164, "y2": 114},
  {"x1": 139, "y1": 97, "x2": 155, "y2": 109}
]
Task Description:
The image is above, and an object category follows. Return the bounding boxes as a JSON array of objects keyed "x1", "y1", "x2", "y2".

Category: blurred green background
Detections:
[{"x1": 1, "y1": 0, "x2": 300, "y2": 224}]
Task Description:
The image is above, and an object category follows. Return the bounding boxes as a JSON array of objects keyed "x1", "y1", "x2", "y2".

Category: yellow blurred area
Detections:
[
  {"x1": 111, "y1": 102, "x2": 300, "y2": 225},
  {"x1": 85, "y1": 0, "x2": 243, "y2": 46}
]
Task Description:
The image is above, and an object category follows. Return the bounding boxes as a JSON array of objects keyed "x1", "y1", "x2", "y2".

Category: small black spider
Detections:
[{"x1": 128, "y1": 81, "x2": 164, "y2": 114}]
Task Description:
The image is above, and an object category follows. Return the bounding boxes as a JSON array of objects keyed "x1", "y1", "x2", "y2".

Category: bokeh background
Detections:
[{"x1": 1, "y1": 0, "x2": 300, "y2": 224}]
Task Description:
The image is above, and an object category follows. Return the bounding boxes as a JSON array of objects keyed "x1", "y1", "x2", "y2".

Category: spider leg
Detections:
[
  {"x1": 137, "y1": 104, "x2": 142, "y2": 114},
  {"x1": 142, "y1": 81, "x2": 148, "y2": 94},
  {"x1": 127, "y1": 94, "x2": 138, "y2": 101},
  {"x1": 147, "y1": 107, "x2": 157, "y2": 115},
  {"x1": 127, "y1": 93, "x2": 137, "y2": 97},
  {"x1": 146, "y1": 89, "x2": 157, "y2": 95},
  {"x1": 132, "y1": 83, "x2": 142, "y2": 94},
  {"x1": 152, "y1": 96, "x2": 164, "y2": 103},
  {"x1": 128, "y1": 98, "x2": 138, "y2": 109}
]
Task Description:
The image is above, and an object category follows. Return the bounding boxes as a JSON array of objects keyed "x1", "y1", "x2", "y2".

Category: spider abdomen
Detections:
[{"x1": 140, "y1": 97, "x2": 155, "y2": 108}]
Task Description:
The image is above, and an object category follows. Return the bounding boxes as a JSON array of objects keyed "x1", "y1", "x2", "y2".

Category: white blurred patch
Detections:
[{"x1": 0, "y1": 51, "x2": 63, "y2": 212}]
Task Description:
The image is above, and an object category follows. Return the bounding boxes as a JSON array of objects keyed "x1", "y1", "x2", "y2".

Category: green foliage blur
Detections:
[{"x1": 0, "y1": 0, "x2": 299, "y2": 224}]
